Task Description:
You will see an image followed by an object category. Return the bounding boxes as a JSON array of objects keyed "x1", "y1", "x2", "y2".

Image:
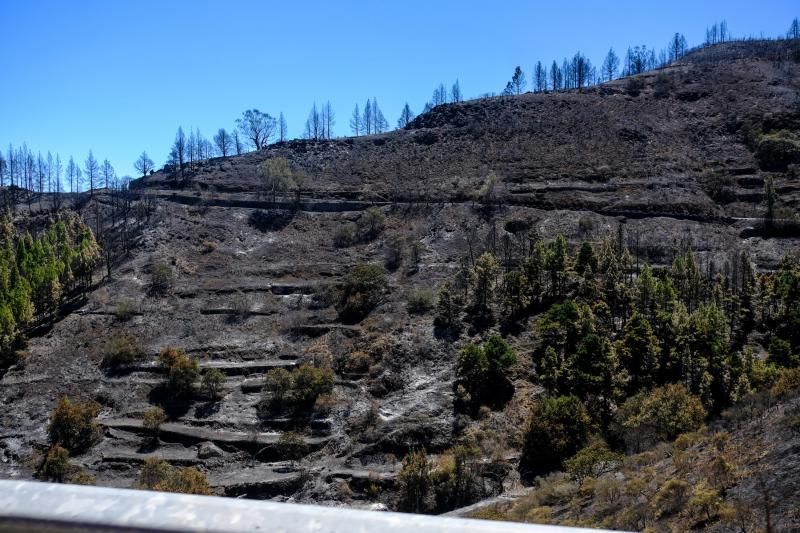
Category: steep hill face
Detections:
[{"x1": 0, "y1": 40, "x2": 799, "y2": 525}]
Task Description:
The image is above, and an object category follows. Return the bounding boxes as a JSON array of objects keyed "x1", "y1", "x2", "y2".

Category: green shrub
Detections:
[
  {"x1": 40, "y1": 445, "x2": 70, "y2": 482},
  {"x1": 114, "y1": 299, "x2": 137, "y2": 321},
  {"x1": 201, "y1": 368, "x2": 225, "y2": 400},
  {"x1": 336, "y1": 264, "x2": 388, "y2": 322},
  {"x1": 434, "y1": 282, "x2": 461, "y2": 334},
  {"x1": 279, "y1": 431, "x2": 307, "y2": 463},
  {"x1": 383, "y1": 235, "x2": 404, "y2": 270},
  {"x1": 47, "y1": 397, "x2": 101, "y2": 453},
  {"x1": 757, "y1": 130, "x2": 800, "y2": 171},
  {"x1": 264, "y1": 367, "x2": 294, "y2": 408},
  {"x1": 261, "y1": 365, "x2": 334, "y2": 413},
  {"x1": 69, "y1": 470, "x2": 97, "y2": 485},
  {"x1": 102, "y1": 333, "x2": 144, "y2": 368},
  {"x1": 357, "y1": 207, "x2": 386, "y2": 240},
  {"x1": 564, "y1": 440, "x2": 623, "y2": 485},
  {"x1": 137, "y1": 457, "x2": 211, "y2": 495},
  {"x1": 142, "y1": 406, "x2": 167, "y2": 440},
  {"x1": 616, "y1": 384, "x2": 706, "y2": 451},
  {"x1": 768, "y1": 337, "x2": 798, "y2": 368},
  {"x1": 398, "y1": 449, "x2": 432, "y2": 513},
  {"x1": 158, "y1": 347, "x2": 199, "y2": 396},
  {"x1": 652, "y1": 478, "x2": 690, "y2": 518},
  {"x1": 150, "y1": 261, "x2": 175, "y2": 295},
  {"x1": 333, "y1": 223, "x2": 357, "y2": 248},
  {"x1": 407, "y1": 289, "x2": 435, "y2": 315},
  {"x1": 292, "y1": 364, "x2": 335, "y2": 406},
  {"x1": 455, "y1": 335, "x2": 517, "y2": 412},
  {"x1": 521, "y1": 395, "x2": 591, "y2": 476}
]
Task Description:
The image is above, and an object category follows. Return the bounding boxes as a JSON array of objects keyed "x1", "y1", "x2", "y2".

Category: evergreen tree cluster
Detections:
[
  {"x1": 0, "y1": 213, "x2": 100, "y2": 359},
  {"x1": 437, "y1": 231, "x2": 800, "y2": 427}
]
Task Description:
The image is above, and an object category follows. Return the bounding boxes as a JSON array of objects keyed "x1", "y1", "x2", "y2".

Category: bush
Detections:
[
  {"x1": 383, "y1": 235, "x2": 404, "y2": 271},
  {"x1": 150, "y1": 261, "x2": 175, "y2": 295},
  {"x1": 137, "y1": 457, "x2": 211, "y2": 495},
  {"x1": 40, "y1": 445, "x2": 70, "y2": 482},
  {"x1": 48, "y1": 397, "x2": 101, "y2": 453},
  {"x1": 201, "y1": 368, "x2": 225, "y2": 400},
  {"x1": 336, "y1": 264, "x2": 388, "y2": 322},
  {"x1": 653, "y1": 73, "x2": 672, "y2": 98},
  {"x1": 292, "y1": 364, "x2": 335, "y2": 407},
  {"x1": 407, "y1": 289, "x2": 435, "y2": 315},
  {"x1": 263, "y1": 368, "x2": 294, "y2": 408},
  {"x1": 564, "y1": 440, "x2": 623, "y2": 485},
  {"x1": 333, "y1": 223, "x2": 357, "y2": 248},
  {"x1": 771, "y1": 367, "x2": 800, "y2": 398},
  {"x1": 114, "y1": 299, "x2": 137, "y2": 321},
  {"x1": 102, "y1": 333, "x2": 144, "y2": 368},
  {"x1": 69, "y1": 470, "x2": 97, "y2": 485},
  {"x1": 398, "y1": 449, "x2": 432, "y2": 513},
  {"x1": 279, "y1": 431, "x2": 307, "y2": 463},
  {"x1": 652, "y1": 478, "x2": 690, "y2": 518},
  {"x1": 357, "y1": 207, "x2": 386, "y2": 240},
  {"x1": 768, "y1": 337, "x2": 798, "y2": 368},
  {"x1": 158, "y1": 347, "x2": 199, "y2": 396},
  {"x1": 625, "y1": 77, "x2": 645, "y2": 96},
  {"x1": 142, "y1": 406, "x2": 167, "y2": 440},
  {"x1": 616, "y1": 384, "x2": 706, "y2": 451},
  {"x1": 521, "y1": 395, "x2": 591, "y2": 476},
  {"x1": 261, "y1": 365, "x2": 334, "y2": 413},
  {"x1": 455, "y1": 335, "x2": 516, "y2": 412}
]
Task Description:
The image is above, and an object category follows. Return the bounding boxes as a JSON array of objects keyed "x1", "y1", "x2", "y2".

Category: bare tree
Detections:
[
  {"x1": 304, "y1": 103, "x2": 322, "y2": 140},
  {"x1": 372, "y1": 98, "x2": 388, "y2": 133},
  {"x1": 669, "y1": 33, "x2": 688, "y2": 62},
  {"x1": 602, "y1": 48, "x2": 619, "y2": 81},
  {"x1": 213, "y1": 129, "x2": 230, "y2": 157},
  {"x1": 350, "y1": 104, "x2": 362, "y2": 136},
  {"x1": 533, "y1": 61, "x2": 547, "y2": 92},
  {"x1": 134, "y1": 151, "x2": 154, "y2": 177},
  {"x1": 510, "y1": 66, "x2": 526, "y2": 94},
  {"x1": 102, "y1": 159, "x2": 115, "y2": 189},
  {"x1": 720, "y1": 20, "x2": 728, "y2": 42},
  {"x1": 323, "y1": 101, "x2": 335, "y2": 139},
  {"x1": 84, "y1": 150, "x2": 99, "y2": 196},
  {"x1": 450, "y1": 79, "x2": 462, "y2": 103},
  {"x1": 550, "y1": 61, "x2": 561, "y2": 91},
  {"x1": 397, "y1": 103, "x2": 415, "y2": 128},
  {"x1": 279, "y1": 112, "x2": 288, "y2": 142},
  {"x1": 0, "y1": 152, "x2": 5, "y2": 189},
  {"x1": 432, "y1": 83, "x2": 447, "y2": 106},
  {"x1": 172, "y1": 127, "x2": 186, "y2": 173},
  {"x1": 789, "y1": 17, "x2": 800, "y2": 39},
  {"x1": 363, "y1": 99, "x2": 373, "y2": 135},
  {"x1": 36, "y1": 152, "x2": 45, "y2": 195},
  {"x1": 232, "y1": 129, "x2": 243, "y2": 155},
  {"x1": 66, "y1": 156, "x2": 76, "y2": 194},
  {"x1": 46, "y1": 152, "x2": 54, "y2": 193},
  {"x1": 236, "y1": 109, "x2": 276, "y2": 150}
]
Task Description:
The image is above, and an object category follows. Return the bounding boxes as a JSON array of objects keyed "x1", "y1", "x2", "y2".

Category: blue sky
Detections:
[{"x1": 1, "y1": 0, "x2": 797, "y2": 179}]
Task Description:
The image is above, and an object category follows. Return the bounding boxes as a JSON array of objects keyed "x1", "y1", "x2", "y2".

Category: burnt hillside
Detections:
[{"x1": 1, "y1": 39, "x2": 799, "y2": 530}]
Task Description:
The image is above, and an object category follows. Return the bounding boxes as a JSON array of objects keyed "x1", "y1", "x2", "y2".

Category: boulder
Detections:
[{"x1": 198, "y1": 441, "x2": 223, "y2": 459}]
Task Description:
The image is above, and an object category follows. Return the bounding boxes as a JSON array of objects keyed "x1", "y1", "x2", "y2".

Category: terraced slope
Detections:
[{"x1": 0, "y1": 39, "x2": 799, "y2": 512}]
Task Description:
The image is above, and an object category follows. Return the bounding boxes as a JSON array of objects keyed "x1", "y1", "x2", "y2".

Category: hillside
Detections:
[{"x1": 1, "y1": 39, "x2": 799, "y2": 530}]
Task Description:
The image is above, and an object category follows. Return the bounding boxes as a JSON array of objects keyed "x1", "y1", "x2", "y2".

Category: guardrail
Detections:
[{"x1": 0, "y1": 480, "x2": 613, "y2": 533}]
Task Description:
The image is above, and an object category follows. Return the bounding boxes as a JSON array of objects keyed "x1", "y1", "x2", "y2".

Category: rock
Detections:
[
  {"x1": 368, "y1": 503, "x2": 388, "y2": 512},
  {"x1": 197, "y1": 441, "x2": 223, "y2": 459}
]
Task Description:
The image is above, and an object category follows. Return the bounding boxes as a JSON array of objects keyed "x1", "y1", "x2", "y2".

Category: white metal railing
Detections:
[{"x1": 0, "y1": 480, "x2": 614, "y2": 532}]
